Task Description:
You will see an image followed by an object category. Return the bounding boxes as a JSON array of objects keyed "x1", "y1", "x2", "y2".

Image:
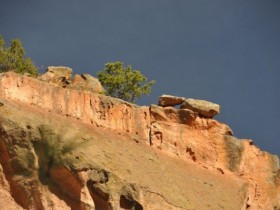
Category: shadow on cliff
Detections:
[
  {"x1": 33, "y1": 125, "x2": 88, "y2": 210},
  {"x1": 0, "y1": 133, "x2": 33, "y2": 209}
]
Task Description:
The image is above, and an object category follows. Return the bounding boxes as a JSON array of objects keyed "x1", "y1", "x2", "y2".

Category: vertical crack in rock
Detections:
[{"x1": 149, "y1": 105, "x2": 153, "y2": 146}]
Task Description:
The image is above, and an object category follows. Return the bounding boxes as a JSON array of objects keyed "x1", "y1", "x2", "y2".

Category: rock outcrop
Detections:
[
  {"x1": 39, "y1": 66, "x2": 73, "y2": 86},
  {"x1": 158, "y1": 94, "x2": 185, "y2": 107},
  {"x1": 180, "y1": 98, "x2": 220, "y2": 118},
  {"x1": 68, "y1": 74, "x2": 104, "y2": 93},
  {"x1": 39, "y1": 66, "x2": 104, "y2": 94},
  {"x1": 158, "y1": 94, "x2": 220, "y2": 118},
  {"x1": 0, "y1": 72, "x2": 279, "y2": 210}
]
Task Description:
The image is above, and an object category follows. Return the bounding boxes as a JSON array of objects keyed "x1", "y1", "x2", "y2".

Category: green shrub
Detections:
[
  {"x1": 0, "y1": 34, "x2": 38, "y2": 76},
  {"x1": 97, "y1": 61, "x2": 155, "y2": 103}
]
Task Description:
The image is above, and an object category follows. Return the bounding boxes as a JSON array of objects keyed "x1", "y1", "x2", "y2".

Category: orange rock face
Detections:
[
  {"x1": 0, "y1": 72, "x2": 150, "y2": 142},
  {"x1": 68, "y1": 74, "x2": 104, "y2": 93},
  {"x1": 0, "y1": 72, "x2": 279, "y2": 210},
  {"x1": 150, "y1": 105, "x2": 280, "y2": 209}
]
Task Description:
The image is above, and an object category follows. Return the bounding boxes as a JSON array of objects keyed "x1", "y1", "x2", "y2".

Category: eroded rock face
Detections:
[
  {"x1": 0, "y1": 72, "x2": 150, "y2": 142},
  {"x1": 150, "y1": 105, "x2": 233, "y2": 167},
  {"x1": 68, "y1": 74, "x2": 104, "y2": 93},
  {"x1": 158, "y1": 94, "x2": 185, "y2": 107},
  {"x1": 180, "y1": 98, "x2": 220, "y2": 118},
  {"x1": 0, "y1": 99, "x2": 248, "y2": 210},
  {"x1": 0, "y1": 72, "x2": 279, "y2": 210}
]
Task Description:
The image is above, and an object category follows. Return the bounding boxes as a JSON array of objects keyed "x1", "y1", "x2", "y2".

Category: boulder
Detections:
[
  {"x1": 46, "y1": 66, "x2": 73, "y2": 79},
  {"x1": 69, "y1": 74, "x2": 104, "y2": 93},
  {"x1": 158, "y1": 94, "x2": 185, "y2": 107},
  {"x1": 180, "y1": 98, "x2": 220, "y2": 118},
  {"x1": 39, "y1": 66, "x2": 73, "y2": 86}
]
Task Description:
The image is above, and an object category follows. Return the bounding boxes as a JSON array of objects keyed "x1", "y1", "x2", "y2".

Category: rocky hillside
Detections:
[{"x1": 0, "y1": 69, "x2": 279, "y2": 210}]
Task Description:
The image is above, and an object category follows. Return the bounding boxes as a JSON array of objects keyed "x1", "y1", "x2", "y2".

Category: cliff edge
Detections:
[{"x1": 0, "y1": 71, "x2": 279, "y2": 210}]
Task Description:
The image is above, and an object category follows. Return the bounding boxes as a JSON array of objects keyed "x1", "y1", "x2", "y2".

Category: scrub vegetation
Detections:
[
  {"x1": 0, "y1": 34, "x2": 38, "y2": 76},
  {"x1": 98, "y1": 61, "x2": 155, "y2": 102}
]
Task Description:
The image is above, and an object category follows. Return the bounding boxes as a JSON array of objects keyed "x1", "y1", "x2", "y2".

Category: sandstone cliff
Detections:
[{"x1": 0, "y1": 71, "x2": 279, "y2": 210}]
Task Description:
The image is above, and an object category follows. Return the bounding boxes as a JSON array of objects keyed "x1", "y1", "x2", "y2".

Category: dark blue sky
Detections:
[{"x1": 1, "y1": 0, "x2": 280, "y2": 157}]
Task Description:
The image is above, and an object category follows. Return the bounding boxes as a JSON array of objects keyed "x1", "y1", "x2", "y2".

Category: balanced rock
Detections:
[
  {"x1": 69, "y1": 74, "x2": 104, "y2": 93},
  {"x1": 158, "y1": 94, "x2": 185, "y2": 107},
  {"x1": 39, "y1": 66, "x2": 73, "y2": 86},
  {"x1": 180, "y1": 98, "x2": 220, "y2": 118}
]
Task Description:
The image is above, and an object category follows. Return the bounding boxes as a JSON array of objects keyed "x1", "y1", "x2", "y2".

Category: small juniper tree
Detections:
[
  {"x1": 97, "y1": 61, "x2": 155, "y2": 103},
  {"x1": 0, "y1": 35, "x2": 38, "y2": 76}
]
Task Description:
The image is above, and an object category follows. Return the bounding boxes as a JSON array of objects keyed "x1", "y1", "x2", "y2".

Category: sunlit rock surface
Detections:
[{"x1": 0, "y1": 72, "x2": 279, "y2": 210}]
